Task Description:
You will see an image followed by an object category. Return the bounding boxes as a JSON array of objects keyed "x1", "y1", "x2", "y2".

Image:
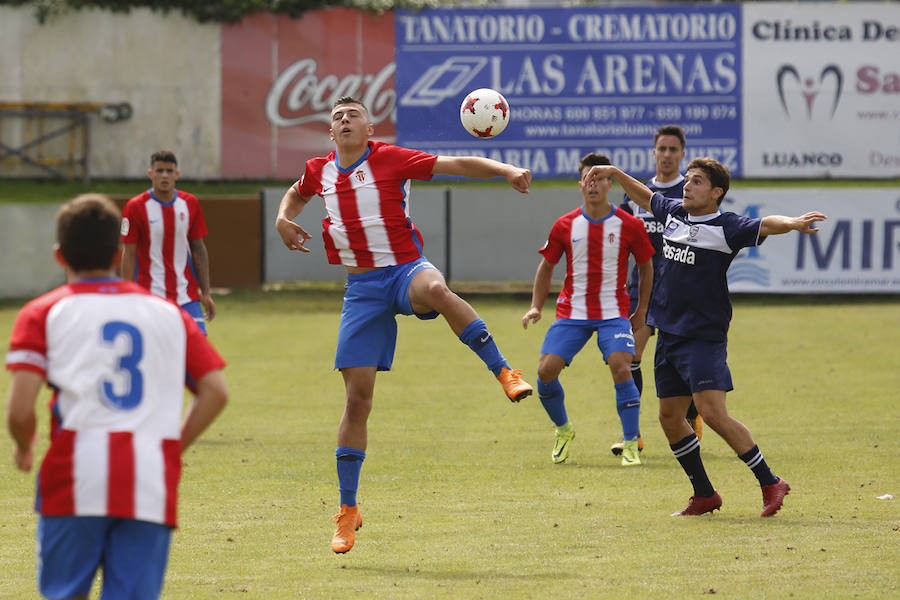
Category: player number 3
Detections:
[{"x1": 100, "y1": 321, "x2": 144, "y2": 410}]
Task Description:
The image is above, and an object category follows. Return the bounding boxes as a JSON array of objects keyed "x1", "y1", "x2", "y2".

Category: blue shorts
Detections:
[
  {"x1": 37, "y1": 515, "x2": 172, "y2": 599},
  {"x1": 335, "y1": 258, "x2": 440, "y2": 371},
  {"x1": 653, "y1": 331, "x2": 734, "y2": 397},
  {"x1": 181, "y1": 300, "x2": 207, "y2": 335},
  {"x1": 541, "y1": 317, "x2": 635, "y2": 365}
]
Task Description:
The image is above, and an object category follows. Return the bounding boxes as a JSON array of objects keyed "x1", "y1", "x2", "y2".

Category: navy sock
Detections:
[
  {"x1": 459, "y1": 318, "x2": 508, "y2": 376},
  {"x1": 738, "y1": 445, "x2": 778, "y2": 486},
  {"x1": 615, "y1": 380, "x2": 641, "y2": 440},
  {"x1": 630, "y1": 361, "x2": 643, "y2": 396},
  {"x1": 537, "y1": 378, "x2": 568, "y2": 427},
  {"x1": 670, "y1": 434, "x2": 715, "y2": 497},
  {"x1": 336, "y1": 446, "x2": 366, "y2": 507}
]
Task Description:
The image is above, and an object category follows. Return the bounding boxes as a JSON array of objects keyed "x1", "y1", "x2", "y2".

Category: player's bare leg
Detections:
[
  {"x1": 691, "y1": 389, "x2": 753, "y2": 455},
  {"x1": 338, "y1": 366, "x2": 376, "y2": 451},
  {"x1": 409, "y1": 269, "x2": 532, "y2": 401}
]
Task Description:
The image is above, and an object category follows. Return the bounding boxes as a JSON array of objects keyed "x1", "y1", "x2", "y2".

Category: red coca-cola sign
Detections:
[{"x1": 222, "y1": 9, "x2": 396, "y2": 179}]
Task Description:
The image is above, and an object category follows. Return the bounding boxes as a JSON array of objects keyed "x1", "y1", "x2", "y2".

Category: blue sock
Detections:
[
  {"x1": 458, "y1": 318, "x2": 508, "y2": 376},
  {"x1": 336, "y1": 446, "x2": 366, "y2": 507},
  {"x1": 615, "y1": 380, "x2": 641, "y2": 440},
  {"x1": 538, "y1": 378, "x2": 568, "y2": 427}
]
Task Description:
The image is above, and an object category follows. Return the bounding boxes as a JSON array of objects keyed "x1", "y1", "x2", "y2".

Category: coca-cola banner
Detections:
[{"x1": 221, "y1": 9, "x2": 396, "y2": 178}]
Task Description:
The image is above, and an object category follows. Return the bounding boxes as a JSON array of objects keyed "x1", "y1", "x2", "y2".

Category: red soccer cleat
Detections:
[
  {"x1": 761, "y1": 478, "x2": 791, "y2": 517},
  {"x1": 671, "y1": 491, "x2": 723, "y2": 516}
]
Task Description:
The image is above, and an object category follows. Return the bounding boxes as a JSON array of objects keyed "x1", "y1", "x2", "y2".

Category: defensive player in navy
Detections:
[
  {"x1": 586, "y1": 157, "x2": 826, "y2": 517},
  {"x1": 611, "y1": 125, "x2": 702, "y2": 456}
]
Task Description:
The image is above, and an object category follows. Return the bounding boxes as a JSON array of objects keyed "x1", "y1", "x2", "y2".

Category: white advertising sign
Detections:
[
  {"x1": 742, "y1": 3, "x2": 900, "y2": 178},
  {"x1": 725, "y1": 188, "x2": 900, "y2": 293}
]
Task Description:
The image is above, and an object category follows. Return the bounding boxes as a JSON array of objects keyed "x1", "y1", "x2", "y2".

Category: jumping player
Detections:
[
  {"x1": 522, "y1": 153, "x2": 654, "y2": 466},
  {"x1": 585, "y1": 158, "x2": 826, "y2": 516},
  {"x1": 274, "y1": 96, "x2": 534, "y2": 554},
  {"x1": 610, "y1": 124, "x2": 703, "y2": 456},
  {"x1": 6, "y1": 194, "x2": 228, "y2": 599},
  {"x1": 121, "y1": 150, "x2": 215, "y2": 333}
]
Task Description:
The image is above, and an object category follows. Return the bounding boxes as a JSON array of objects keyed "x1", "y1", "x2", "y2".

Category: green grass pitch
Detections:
[{"x1": 1, "y1": 289, "x2": 898, "y2": 599}]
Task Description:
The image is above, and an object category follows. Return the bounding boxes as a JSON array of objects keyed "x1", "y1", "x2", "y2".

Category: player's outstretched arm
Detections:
[
  {"x1": 522, "y1": 259, "x2": 554, "y2": 329},
  {"x1": 6, "y1": 370, "x2": 42, "y2": 472},
  {"x1": 432, "y1": 156, "x2": 531, "y2": 193},
  {"x1": 181, "y1": 369, "x2": 228, "y2": 451},
  {"x1": 585, "y1": 166, "x2": 653, "y2": 210},
  {"x1": 275, "y1": 186, "x2": 314, "y2": 252},
  {"x1": 760, "y1": 212, "x2": 827, "y2": 237}
]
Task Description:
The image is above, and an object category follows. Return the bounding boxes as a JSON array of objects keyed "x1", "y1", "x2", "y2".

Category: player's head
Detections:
[
  {"x1": 684, "y1": 157, "x2": 731, "y2": 209},
  {"x1": 56, "y1": 193, "x2": 122, "y2": 272},
  {"x1": 578, "y1": 153, "x2": 612, "y2": 199},
  {"x1": 148, "y1": 150, "x2": 179, "y2": 194},
  {"x1": 653, "y1": 125, "x2": 686, "y2": 180},
  {"x1": 330, "y1": 96, "x2": 374, "y2": 145}
]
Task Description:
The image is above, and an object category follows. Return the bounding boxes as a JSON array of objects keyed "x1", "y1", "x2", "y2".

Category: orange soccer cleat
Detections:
[
  {"x1": 496, "y1": 367, "x2": 533, "y2": 402},
  {"x1": 331, "y1": 504, "x2": 363, "y2": 554}
]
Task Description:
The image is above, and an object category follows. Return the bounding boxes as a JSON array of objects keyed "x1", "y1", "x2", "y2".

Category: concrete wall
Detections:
[
  {"x1": 0, "y1": 203, "x2": 67, "y2": 298},
  {"x1": 0, "y1": 6, "x2": 221, "y2": 179}
]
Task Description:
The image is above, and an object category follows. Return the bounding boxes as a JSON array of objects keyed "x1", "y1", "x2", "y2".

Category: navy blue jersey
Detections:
[
  {"x1": 621, "y1": 175, "x2": 685, "y2": 292},
  {"x1": 647, "y1": 193, "x2": 765, "y2": 341}
]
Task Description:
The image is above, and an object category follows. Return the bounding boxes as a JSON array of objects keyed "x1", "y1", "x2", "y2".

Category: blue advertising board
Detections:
[{"x1": 395, "y1": 5, "x2": 743, "y2": 179}]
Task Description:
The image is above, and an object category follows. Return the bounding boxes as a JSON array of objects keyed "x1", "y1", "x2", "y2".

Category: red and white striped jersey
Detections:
[
  {"x1": 121, "y1": 190, "x2": 207, "y2": 305},
  {"x1": 5, "y1": 279, "x2": 225, "y2": 527},
  {"x1": 296, "y1": 141, "x2": 437, "y2": 267},
  {"x1": 540, "y1": 206, "x2": 655, "y2": 321}
]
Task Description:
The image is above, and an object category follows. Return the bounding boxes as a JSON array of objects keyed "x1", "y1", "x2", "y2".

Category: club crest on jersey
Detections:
[
  {"x1": 607, "y1": 233, "x2": 616, "y2": 245},
  {"x1": 355, "y1": 170, "x2": 365, "y2": 183},
  {"x1": 688, "y1": 225, "x2": 699, "y2": 242}
]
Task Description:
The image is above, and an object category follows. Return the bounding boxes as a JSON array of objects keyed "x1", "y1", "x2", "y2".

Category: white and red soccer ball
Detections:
[{"x1": 459, "y1": 88, "x2": 510, "y2": 138}]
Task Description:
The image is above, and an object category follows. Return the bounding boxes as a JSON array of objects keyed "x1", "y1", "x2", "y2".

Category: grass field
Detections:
[{"x1": 1, "y1": 289, "x2": 898, "y2": 599}]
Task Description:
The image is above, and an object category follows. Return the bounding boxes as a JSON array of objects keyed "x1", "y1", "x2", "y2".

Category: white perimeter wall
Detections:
[{"x1": 0, "y1": 6, "x2": 221, "y2": 178}]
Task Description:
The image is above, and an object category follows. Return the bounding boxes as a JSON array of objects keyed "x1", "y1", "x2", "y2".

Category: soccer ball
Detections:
[{"x1": 460, "y1": 88, "x2": 510, "y2": 138}]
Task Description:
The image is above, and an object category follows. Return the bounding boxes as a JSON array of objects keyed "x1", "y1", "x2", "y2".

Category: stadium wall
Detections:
[
  {"x1": 0, "y1": 6, "x2": 221, "y2": 179},
  {"x1": 2, "y1": 185, "x2": 898, "y2": 298}
]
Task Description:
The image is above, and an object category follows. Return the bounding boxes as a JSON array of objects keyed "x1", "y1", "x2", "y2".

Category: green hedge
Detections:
[{"x1": 2, "y1": 0, "x2": 449, "y2": 23}]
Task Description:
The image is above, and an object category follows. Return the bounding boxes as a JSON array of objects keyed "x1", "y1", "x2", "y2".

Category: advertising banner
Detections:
[
  {"x1": 395, "y1": 5, "x2": 743, "y2": 179},
  {"x1": 221, "y1": 9, "x2": 396, "y2": 179},
  {"x1": 742, "y1": 3, "x2": 900, "y2": 178},
  {"x1": 725, "y1": 188, "x2": 900, "y2": 293}
]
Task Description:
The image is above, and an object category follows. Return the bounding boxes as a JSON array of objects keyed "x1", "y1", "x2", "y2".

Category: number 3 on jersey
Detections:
[{"x1": 100, "y1": 321, "x2": 144, "y2": 410}]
